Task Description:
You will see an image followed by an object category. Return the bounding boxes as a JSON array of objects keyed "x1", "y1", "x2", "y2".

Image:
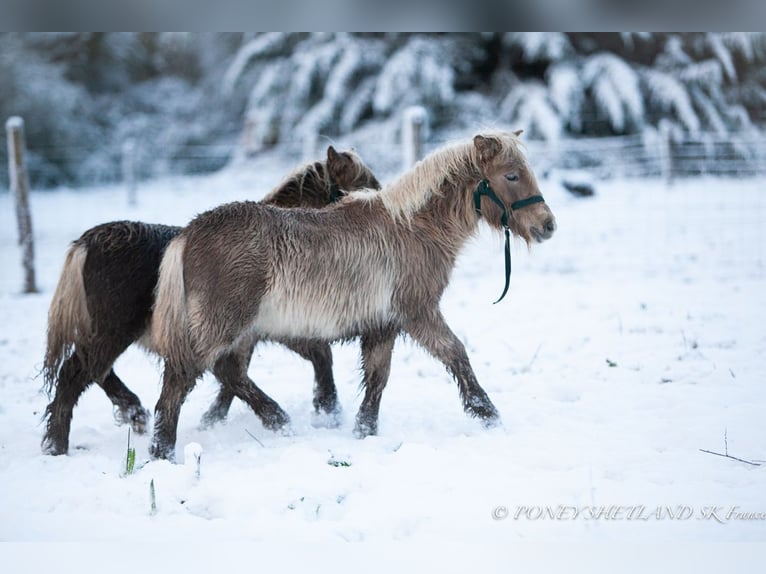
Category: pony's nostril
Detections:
[{"x1": 544, "y1": 218, "x2": 556, "y2": 233}]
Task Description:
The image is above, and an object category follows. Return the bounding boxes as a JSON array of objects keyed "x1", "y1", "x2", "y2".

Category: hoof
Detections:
[
  {"x1": 311, "y1": 406, "x2": 343, "y2": 429},
  {"x1": 260, "y1": 408, "x2": 291, "y2": 433},
  {"x1": 353, "y1": 418, "x2": 377, "y2": 439},
  {"x1": 198, "y1": 410, "x2": 227, "y2": 431},
  {"x1": 466, "y1": 396, "x2": 500, "y2": 424},
  {"x1": 149, "y1": 441, "x2": 175, "y2": 462},
  {"x1": 41, "y1": 436, "x2": 68, "y2": 456},
  {"x1": 116, "y1": 405, "x2": 151, "y2": 435},
  {"x1": 481, "y1": 413, "x2": 502, "y2": 429}
]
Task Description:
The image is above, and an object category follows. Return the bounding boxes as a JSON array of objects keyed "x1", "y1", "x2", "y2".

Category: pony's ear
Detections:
[
  {"x1": 474, "y1": 134, "x2": 502, "y2": 165},
  {"x1": 327, "y1": 146, "x2": 352, "y2": 171},
  {"x1": 513, "y1": 129, "x2": 524, "y2": 137},
  {"x1": 327, "y1": 146, "x2": 356, "y2": 187}
]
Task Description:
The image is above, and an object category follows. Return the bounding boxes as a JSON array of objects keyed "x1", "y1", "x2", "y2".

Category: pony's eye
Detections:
[{"x1": 505, "y1": 174, "x2": 519, "y2": 182}]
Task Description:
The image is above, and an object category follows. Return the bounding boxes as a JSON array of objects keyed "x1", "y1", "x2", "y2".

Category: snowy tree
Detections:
[
  {"x1": 500, "y1": 81, "x2": 561, "y2": 141},
  {"x1": 0, "y1": 34, "x2": 104, "y2": 185},
  {"x1": 2, "y1": 32, "x2": 765, "y2": 187},
  {"x1": 491, "y1": 32, "x2": 766, "y2": 141},
  {"x1": 224, "y1": 33, "x2": 484, "y2": 152},
  {"x1": 1, "y1": 33, "x2": 241, "y2": 186}
]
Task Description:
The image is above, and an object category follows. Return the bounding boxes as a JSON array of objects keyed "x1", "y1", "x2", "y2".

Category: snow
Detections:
[
  {"x1": 0, "y1": 158, "x2": 765, "y2": 554},
  {"x1": 183, "y1": 442, "x2": 203, "y2": 480},
  {"x1": 547, "y1": 63, "x2": 583, "y2": 131},
  {"x1": 502, "y1": 83, "x2": 562, "y2": 142},
  {"x1": 644, "y1": 69, "x2": 702, "y2": 134},
  {"x1": 583, "y1": 54, "x2": 644, "y2": 133},
  {"x1": 5, "y1": 116, "x2": 24, "y2": 130},
  {"x1": 504, "y1": 32, "x2": 572, "y2": 62},
  {"x1": 373, "y1": 36, "x2": 455, "y2": 115}
]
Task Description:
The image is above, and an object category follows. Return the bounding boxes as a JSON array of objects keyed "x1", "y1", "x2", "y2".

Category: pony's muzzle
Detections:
[{"x1": 531, "y1": 217, "x2": 557, "y2": 242}]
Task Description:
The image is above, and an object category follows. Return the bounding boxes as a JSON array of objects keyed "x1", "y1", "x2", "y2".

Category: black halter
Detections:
[
  {"x1": 473, "y1": 179, "x2": 545, "y2": 303},
  {"x1": 329, "y1": 183, "x2": 342, "y2": 203}
]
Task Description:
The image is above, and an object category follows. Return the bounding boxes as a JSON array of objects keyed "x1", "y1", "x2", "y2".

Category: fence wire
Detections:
[{"x1": 2, "y1": 131, "x2": 766, "y2": 191}]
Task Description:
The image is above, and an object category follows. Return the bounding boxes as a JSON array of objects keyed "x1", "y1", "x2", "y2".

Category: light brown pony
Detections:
[
  {"x1": 41, "y1": 146, "x2": 380, "y2": 456},
  {"x1": 150, "y1": 131, "x2": 556, "y2": 460}
]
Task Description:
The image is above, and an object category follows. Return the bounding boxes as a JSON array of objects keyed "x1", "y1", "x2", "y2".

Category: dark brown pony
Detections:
[
  {"x1": 41, "y1": 146, "x2": 380, "y2": 455},
  {"x1": 149, "y1": 131, "x2": 557, "y2": 460}
]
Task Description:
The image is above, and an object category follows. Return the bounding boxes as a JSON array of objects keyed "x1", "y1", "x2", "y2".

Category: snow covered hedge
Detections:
[
  {"x1": 228, "y1": 33, "x2": 765, "y2": 149},
  {"x1": 2, "y1": 33, "x2": 765, "y2": 187}
]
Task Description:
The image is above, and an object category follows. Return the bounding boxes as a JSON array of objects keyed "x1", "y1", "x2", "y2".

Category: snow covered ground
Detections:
[{"x1": 1, "y1": 155, "x2": 765, "y2": 554}]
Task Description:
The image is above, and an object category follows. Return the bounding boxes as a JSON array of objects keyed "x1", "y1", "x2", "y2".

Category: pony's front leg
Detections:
[
  {"x1": 354, "y1": 326, "x2": 397, "y2": 438},
  {"x1": 150, "y1": 364, "x2": 199, "y2": 461},
  {"x1": 404, "y1": 311, "x2": 500, "y2": 427},
  {"x1": 281, "y1": 339, "x2": 341, "y2": 427},
  {"x1": 198, "y1": 387, "x2": 235, "y2": 429}
]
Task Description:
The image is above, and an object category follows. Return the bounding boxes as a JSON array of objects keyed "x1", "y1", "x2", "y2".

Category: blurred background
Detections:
[{"x1": 2, "y1": 32, "x2": 765, "y2": 188}]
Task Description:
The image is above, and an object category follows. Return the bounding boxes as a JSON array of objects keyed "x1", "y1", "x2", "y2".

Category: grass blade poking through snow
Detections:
[
  {"x1": 327, "y1": 451, "x2": 352, "y2": 467},
  {"x1": 122, "y1": 428, "x2": 136, "y2": 477}
]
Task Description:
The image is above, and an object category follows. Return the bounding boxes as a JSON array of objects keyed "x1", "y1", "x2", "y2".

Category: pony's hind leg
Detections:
[
  {"x1": 282, "y1": 339, "x2": 341, "y2": 427},
  {"x1": 403, "y1": 311, "x2": 500, "y2": 427},
  {"x1": 44, "y1": 337, "x2": 151, "y2": 455},
  {"x1": 212, "y1": 348, "x2": 291, "y2": 433},
  {"x1": 42, "y1": 354, "x2": 92, "y2": 455},
  {"x1": 100, "y1": 369, "x2": 150, "y2": 434},
  {"x1": 150, "y1": 364, "x2": 199, "y2": 461},
  {"x1": 83, "y1": 335, "x2": 149, "y2": 433},
  {"x1": 353, "y1": 326, "x2": 397, "y2": 438}
]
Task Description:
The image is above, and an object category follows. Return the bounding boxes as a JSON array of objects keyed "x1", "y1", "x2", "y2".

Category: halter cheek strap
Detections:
[
  {"x1": 474, "y1": 179, "x2": 545, "y2": 304},
  {"x1": 329, "y1": 183, "x2": 342, "y2": 203}
]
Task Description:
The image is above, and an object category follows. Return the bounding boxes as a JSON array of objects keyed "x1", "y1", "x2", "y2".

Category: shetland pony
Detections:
[
  {"x1": 42, "y1": 146, "x2": 380, "y2": 455},
  {"x1": 149, "y1": 131, "x2": 556, "y2": 460}
]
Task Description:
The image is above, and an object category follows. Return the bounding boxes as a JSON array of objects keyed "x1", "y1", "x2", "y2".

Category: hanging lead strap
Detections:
[
  {"x1": 474, "y1": 179, "x2": 545, "y2": 304},
  {"x1": 498, "y1": 225, "x2": 511, "y2": 304},
  {"x1": 474, "y1": 180, "x2": 512, "y2": 304}
]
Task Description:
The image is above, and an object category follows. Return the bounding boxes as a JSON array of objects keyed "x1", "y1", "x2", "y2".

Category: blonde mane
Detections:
[{"x1": 348, "y1": 131, "x2": 525, "y2": 220}]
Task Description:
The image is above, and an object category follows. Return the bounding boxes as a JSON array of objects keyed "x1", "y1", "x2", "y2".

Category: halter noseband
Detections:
[{"x1": 474, "y1": 179, "x2": 545, "y2": 304}]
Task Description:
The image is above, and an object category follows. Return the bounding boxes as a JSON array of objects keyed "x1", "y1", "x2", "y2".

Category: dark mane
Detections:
[{"x1": 262, "y1": 161, "x2": 332, "y2": 209}]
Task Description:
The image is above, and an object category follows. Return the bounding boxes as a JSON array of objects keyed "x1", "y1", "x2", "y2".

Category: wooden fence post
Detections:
[
  {"x1": 6, "y1": 117, "x2": 37, "y2": 294},
  {"x1": 402, "y1": 106, "x2": 428, "y2": 170},
  {"x1": 659, "y1": 121, "x2": 675, "y2": 186}
]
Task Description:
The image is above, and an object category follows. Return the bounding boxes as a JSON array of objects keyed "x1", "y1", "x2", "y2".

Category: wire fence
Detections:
[
  {"x1": 355, "y1": 131, "x2": 766, "y2": 182},
  {"x1": 524, "y1": 133, "x2": 766, "y2": 179},
  {"x1": 2, "y1": 130, "x2": 766, "y2": 191}
]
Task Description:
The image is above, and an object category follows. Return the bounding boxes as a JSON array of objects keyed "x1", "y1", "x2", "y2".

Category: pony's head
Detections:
[
  {"x1": 327, "y1": 145, "x2": 381, "y2": 194},
  {"x1": 264, "y1": 146, "x2": 381, "y2": 209},
  {"x1": 473, "y1": 131, "x2": 556, "y2": 245}
]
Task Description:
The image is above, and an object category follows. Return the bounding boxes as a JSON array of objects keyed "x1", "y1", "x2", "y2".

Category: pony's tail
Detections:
[
  {"x1": 43, "y1": 243, "x2": 91, "y2": 395},
  {"x1": 152, "y1": 236, "x2": 194, "y2": 374}
]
